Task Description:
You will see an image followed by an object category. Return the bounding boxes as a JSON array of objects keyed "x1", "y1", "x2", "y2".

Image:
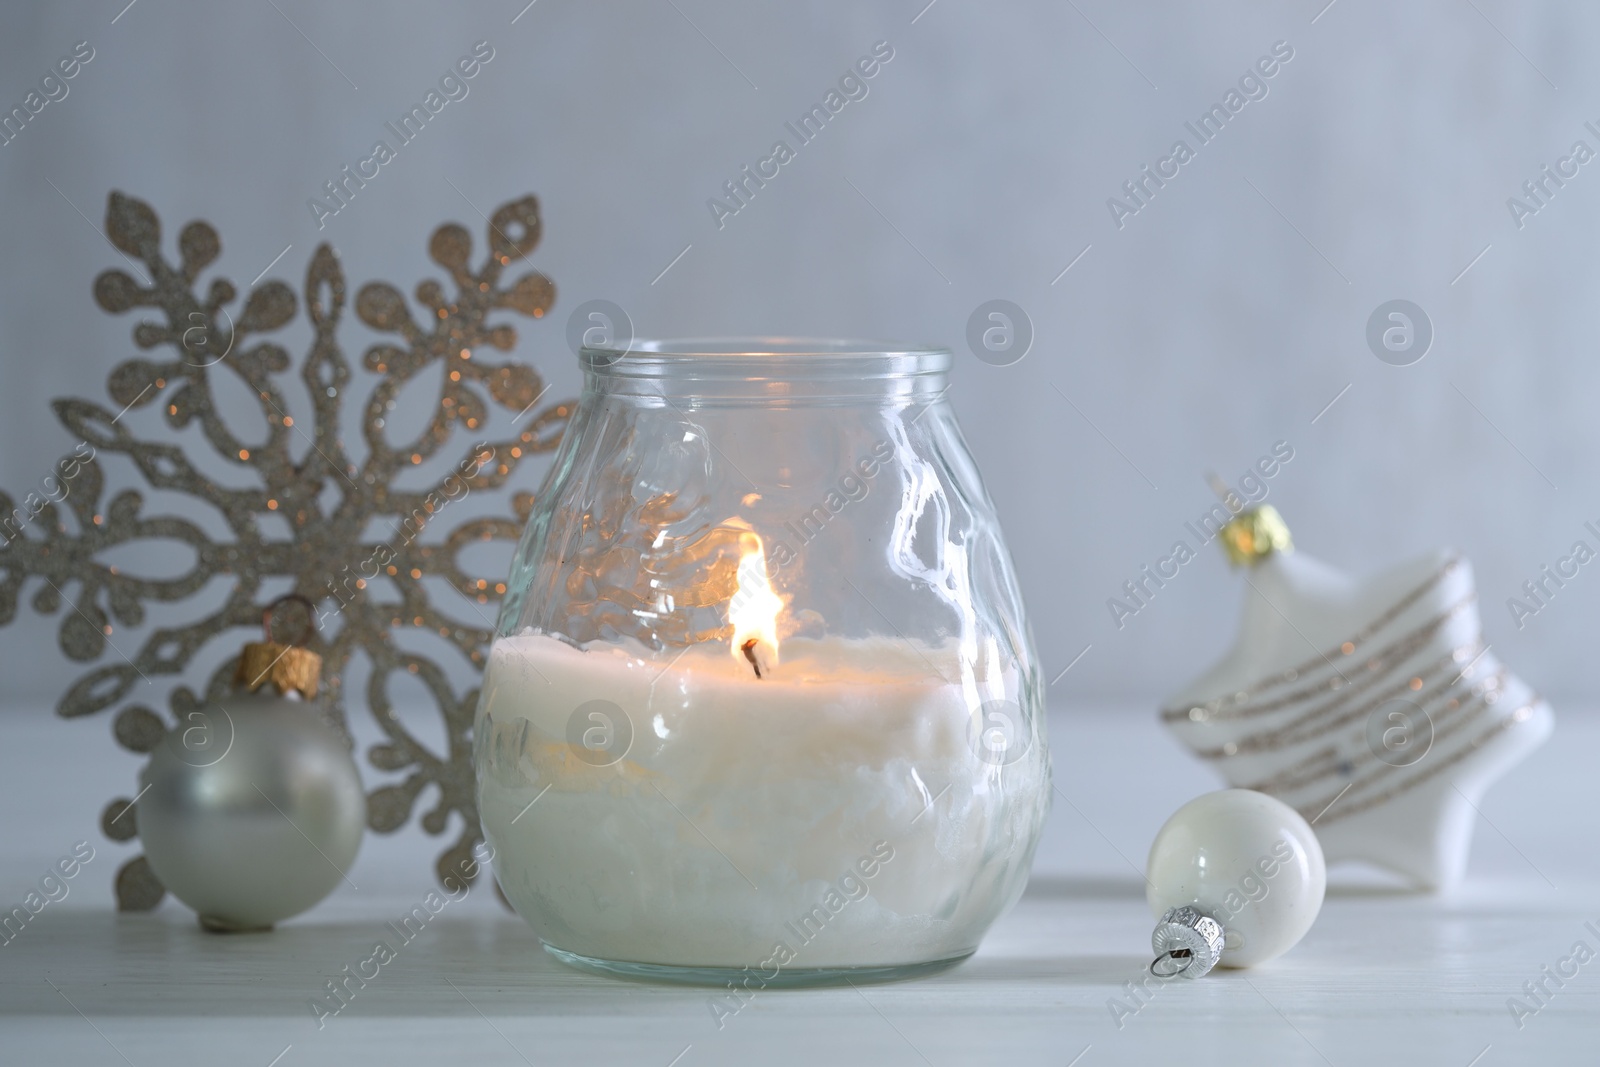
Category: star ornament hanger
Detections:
[{"x1": 1161, "y1": 506, "x2": 1553, "y2": 891}]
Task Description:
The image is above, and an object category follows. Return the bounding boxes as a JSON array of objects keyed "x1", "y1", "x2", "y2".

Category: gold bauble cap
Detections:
[
  {"x1": 1218, "y1": 504, "x2": 1294, "y2": 567},
  {"x1": 235, "y1": 594, "x2": 321, "y2": 699},
  {"x1": 236, "y1": 641, "x2": 321, "y2": 699}
]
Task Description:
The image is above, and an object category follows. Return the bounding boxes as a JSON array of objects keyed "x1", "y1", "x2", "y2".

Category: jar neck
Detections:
[{"x1": 580, "y1": 338, "x2": 952, "y2": 404}]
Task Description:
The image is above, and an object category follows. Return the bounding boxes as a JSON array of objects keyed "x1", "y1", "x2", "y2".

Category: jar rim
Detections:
[{"x1": 581, "y1": 336, "x2": 952, "y2": 378}]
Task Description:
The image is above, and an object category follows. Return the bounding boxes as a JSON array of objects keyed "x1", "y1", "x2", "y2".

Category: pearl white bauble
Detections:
[
  {"x1": 1147, "y1": 788, "x2": 1326, "y2": 968},
  {"x1": 137, "y1": 689, "x2": 366, "y2": 931}
]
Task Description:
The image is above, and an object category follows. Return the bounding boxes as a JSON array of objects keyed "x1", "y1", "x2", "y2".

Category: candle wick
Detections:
[{"x1": 741, "y1": 638, "x2": 763, "y2": 679}]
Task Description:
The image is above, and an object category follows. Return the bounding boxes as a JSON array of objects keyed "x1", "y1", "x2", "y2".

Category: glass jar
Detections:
[{"x1": 475, "y1": 338, "x2": 1050, "y2": 985}]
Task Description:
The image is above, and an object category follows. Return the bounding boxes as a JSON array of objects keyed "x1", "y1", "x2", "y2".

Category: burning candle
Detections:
[{"x1": 473, "y1": 337, "x2": 1049, "y2": 984}]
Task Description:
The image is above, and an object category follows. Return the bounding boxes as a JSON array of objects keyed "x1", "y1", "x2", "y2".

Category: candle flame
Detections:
[{"x1": 729, "y1": 530, "x2": 782, "y2": 678}]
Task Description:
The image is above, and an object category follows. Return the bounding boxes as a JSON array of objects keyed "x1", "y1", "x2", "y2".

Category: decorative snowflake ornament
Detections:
[{"x1": 0, "y1": 191, "x2": 573, "y2": 908}]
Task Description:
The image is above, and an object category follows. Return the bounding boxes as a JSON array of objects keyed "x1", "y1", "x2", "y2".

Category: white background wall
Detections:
[{"x1": 2, "y1": 0, "x2": 1597, "y2": 713}]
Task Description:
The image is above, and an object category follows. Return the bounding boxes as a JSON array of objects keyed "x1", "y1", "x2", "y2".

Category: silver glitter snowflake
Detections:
[{"x1": 0, "y1": 190, "x2": 572, "y2": 907}]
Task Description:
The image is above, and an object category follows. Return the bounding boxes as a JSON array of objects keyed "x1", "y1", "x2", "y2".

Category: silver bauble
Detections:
[{"x1": 138, "y1": 685, "x2": 366, "y2": 931}]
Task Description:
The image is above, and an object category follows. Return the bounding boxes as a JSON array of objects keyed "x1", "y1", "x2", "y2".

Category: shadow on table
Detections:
[{"x1": 946, "y1": 952, "x2": 1157, "y2": 985}]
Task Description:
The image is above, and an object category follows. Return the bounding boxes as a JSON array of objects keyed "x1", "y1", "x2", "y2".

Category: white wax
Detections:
[{"x1": 477, "y1": 631, "x2": 1048, "y2": 969}]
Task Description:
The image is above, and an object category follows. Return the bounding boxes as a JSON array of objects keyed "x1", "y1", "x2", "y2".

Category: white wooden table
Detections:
[{"x1": 2, "y1": 705, "x2": 1593, "y2": 1065}]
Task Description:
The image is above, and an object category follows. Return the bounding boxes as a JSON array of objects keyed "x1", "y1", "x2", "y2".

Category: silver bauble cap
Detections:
[{"x1": 1151, "y1": 906, "x2": 1225, "y2": 979}]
